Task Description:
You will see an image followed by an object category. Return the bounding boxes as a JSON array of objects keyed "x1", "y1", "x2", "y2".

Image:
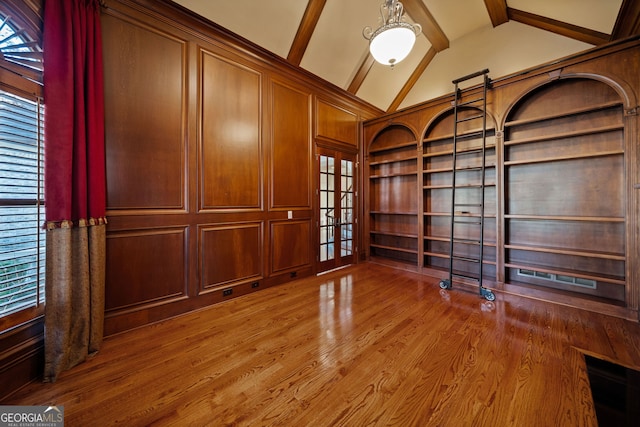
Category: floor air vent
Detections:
[{"x1": 517, "y1": 269, "x2": 596, "y2": 289}]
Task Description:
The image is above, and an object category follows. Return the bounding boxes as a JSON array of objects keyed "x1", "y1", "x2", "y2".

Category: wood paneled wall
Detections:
[
  {"x1": 1, "y1": 0, "x2": 375, "y2": 399},
  {"x1": 98, "y1": 0, "x2": 378, "y2": 336}
]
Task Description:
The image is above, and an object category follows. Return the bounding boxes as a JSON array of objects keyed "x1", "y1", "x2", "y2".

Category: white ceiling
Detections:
[{"x1": 171, "y1": 0, "x2": 629, "y2": 112}]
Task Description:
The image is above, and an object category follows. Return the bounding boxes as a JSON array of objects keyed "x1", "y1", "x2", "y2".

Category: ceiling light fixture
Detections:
[{"x1": 363, "y1": 0, "x2": 421, "y2": 67}]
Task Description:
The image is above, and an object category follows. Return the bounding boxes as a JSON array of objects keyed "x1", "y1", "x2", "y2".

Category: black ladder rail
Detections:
[{"x1": 439, "y1": 69, "x2": 495, "y2": 302}]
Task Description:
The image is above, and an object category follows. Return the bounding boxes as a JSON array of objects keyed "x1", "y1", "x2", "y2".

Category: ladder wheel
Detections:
[
  {"x1": 484, "y1": 290, "x2": 496, "y2": 301},
  {"x1": 439, "y1": 280, "x2": 450, "y2": 290}
]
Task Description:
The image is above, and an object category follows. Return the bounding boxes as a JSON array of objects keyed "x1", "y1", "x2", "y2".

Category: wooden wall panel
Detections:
[
  {"x1": 200, "y1": 222, "x2": 263, "y2": 290},
  {"x1": 102, "y1": 14, "x2": 186, "y2": 211},
  {"x1": 316, "y1": 99, "x2": 358, "y2": 147},
  {"x1": 271, "y1": 81, "x2": 311, "y2": 209},
  {"x1": 506, "y1": 156, "x2": 624, "y2": 217},
  {"x1": 105, "y1": 228, "x2": 188, "y2": 312},
  {"x1": 270, "y1": 220, "x2": 312, "y2": 273},
  {"x1": 200, "y1": 50, "x2": 262, "y2": 210}
]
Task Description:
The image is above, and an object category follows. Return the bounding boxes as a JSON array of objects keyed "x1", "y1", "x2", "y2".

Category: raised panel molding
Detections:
[
  {"x1": 315, "y1": 99, "x2": 359, "y2": 147},
  {"x1": 105, "y1": 227, "x2": 189, "y2": 313},
  {"x1": 270, "y1": 81, "x2": 312, "y2": 209},
  {"x1": 200, "y1": 49, "x2": 263, "y2": 211},
  {"x1": 199, "y1": 222, "x2": 263, "y2": 291},
  {"x1": 270, "y1": 219, "x2": 312, "y2": 274},
  {"x1": 103, "y1": 12, "x2": 187, "y2": 212}
]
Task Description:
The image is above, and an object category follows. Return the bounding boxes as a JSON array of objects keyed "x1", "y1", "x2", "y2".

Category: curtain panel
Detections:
[{"x1": 43, "y1": 0, "x2": 106, "y2": 382}]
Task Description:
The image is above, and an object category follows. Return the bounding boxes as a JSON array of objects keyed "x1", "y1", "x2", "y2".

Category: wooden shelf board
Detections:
[
  {"x1": 422, "y1": 253, "x2": 497, "y2": 265},
  {"x1": 370, "y1": 244, "x2": 418, "y2": 254},
  {"x1": 370, "y1": 211, "x2": 418, "y2": 216},
  {"x1": 423, "y1": 251, "x2": 448, "y2": 259},
  {"x1": 369, "y1": 156, "x2": 418, "y2": 166},
  {"x1": 423, "y1": 183, "x2": 501, "y2": 190},
  {"x1": 423, "y1": 167, "x2": 452, "y2": 174},
  {"x1": 423, "y1": 164, "x2": 496, "y2": 174},
  {"x1": 423, "y1": 149, "x2": 453, "y2": 158},
  {"x1": 504, "y1": 149, "x2": 623, "y2": 166},
  {"x1": 504, "y1": 124, "x2": 623, "y2": 147},
  {"x1": 369, "y1": 141, "x2": 417, "y2": 154},
  {"x1": 504, "y1": 101, "x2": 623, "y2": 128},
  {"x1": 505, "y1": 244, "x2": 625, "y2": 261},
  {"x1": 505, "y1": 214, "x2": 624, "y2": 223},
  {"x1": 423, "y1": 184, "x2": 451, "y2": 190},
  {"x1": 369, "y1": 172, "x2": 417, "y2": 179},
  {"x1": 424, "y1": 212, "x2": 497, "y2": 218},
  {"x1": 370, "y1": 230, "x2": 418, "y2": 239},
  {"x1": 423, "y1": 128, "x2": 496, "y2": 144},
  {"x1": 423, "y1": 235, "x2": 449, "y2": 242}
]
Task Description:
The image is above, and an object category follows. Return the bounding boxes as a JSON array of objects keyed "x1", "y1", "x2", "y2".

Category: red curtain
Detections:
[
  {"x1": 43, "y1": 0, "x2": 107, "y2": 382},
  {"x1": 44, "y1": 0, "x2": 105, "y2": 226}
]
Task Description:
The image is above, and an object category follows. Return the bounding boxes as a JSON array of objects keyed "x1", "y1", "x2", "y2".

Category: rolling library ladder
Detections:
[{"x1": 438, "y1": 69, "x2": 495, "y2": 302}]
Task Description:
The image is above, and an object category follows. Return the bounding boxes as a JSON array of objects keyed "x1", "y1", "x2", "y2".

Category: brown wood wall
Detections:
[
  {"x1": 99, "y1": 0, "x2": 378, "y2": 336},
  {"x1": 1, "y1": 0, "x2": 379, "y2": 399}
]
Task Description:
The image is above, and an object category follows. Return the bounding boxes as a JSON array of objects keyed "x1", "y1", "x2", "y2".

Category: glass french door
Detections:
[{"x1": 318, "y1": 149, "x2": 357, "y2": 272}]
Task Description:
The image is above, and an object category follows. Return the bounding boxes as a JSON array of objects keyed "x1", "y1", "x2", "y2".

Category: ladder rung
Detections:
[
  {"x1": 455, "y1": 203, "x2": 481, "y2": 207},
  {"x1": 452, "y1": 272, "x2": 481, "y2": 281},
  {"x1": 456, "y1": 114, "x2": 484, "y2": 123},
  {"x1": 457, "y1": 97, "x2": 484, "y2": 107},
  {"x1": 453, "y1": 219, "x2": 482, "y2": 224},
  {"x1": 455, "y1": 148, "x2": 483, "y2": 155},
  {"x1": 455, "y1": 166, "x2": 483, "y2": 171},
  {"x1": 452, "y1": 256, "x2": 480, "y2": 263},
  {"x1": 452, "y1": 68, "x2": 490, "y2": 84},
  {"x1": 455, "y1": 131, "x2": 485, "y2": 140},
  {"x1": 454, "y1": 184, "x2": 483, "y2": 188},
  {"x1": 452, "y1": 238, "x2": 481, "y2": 244}
]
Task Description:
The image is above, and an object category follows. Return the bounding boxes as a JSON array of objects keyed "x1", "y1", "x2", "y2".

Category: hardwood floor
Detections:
[{"x1": 4, "y1": 263, "x2": 640, "y2": 426}]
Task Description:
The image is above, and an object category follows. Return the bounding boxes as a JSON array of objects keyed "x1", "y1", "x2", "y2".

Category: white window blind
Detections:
[{"x1": 0, "y1": 90, "x2": 45, "y2": 316}]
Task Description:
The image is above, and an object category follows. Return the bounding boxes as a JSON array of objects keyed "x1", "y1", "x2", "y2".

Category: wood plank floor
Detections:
[{"x1": 4, "y1": 263, "x2": 640, "y2": 426}]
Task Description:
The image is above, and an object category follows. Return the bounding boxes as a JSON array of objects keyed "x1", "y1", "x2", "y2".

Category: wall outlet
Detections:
[{"x1": 223, "y1": 288, "x2": 233, "y2": 296}]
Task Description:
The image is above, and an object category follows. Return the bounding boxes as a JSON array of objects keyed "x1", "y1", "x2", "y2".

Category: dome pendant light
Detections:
[{"x1": 363, "y1": 0, "x2": 422, "y2": 67}]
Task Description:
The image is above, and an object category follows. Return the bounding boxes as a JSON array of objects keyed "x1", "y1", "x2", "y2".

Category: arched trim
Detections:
[
  {"x1": 501, "y1": 72, "x2": 634, "y2": 130},
  {"x1": 421, "y1": 104, "x2": 498, "y2": 141},
  {"x1": 366, "y1": 121, "x2": 419, "y2": 153}
]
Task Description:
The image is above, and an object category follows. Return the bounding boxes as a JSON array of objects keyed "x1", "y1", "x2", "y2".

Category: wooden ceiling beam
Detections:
[
  {"x1": 402, "y1": 0, "x2": 449, "y2": 52},
  {"x1": 387, "y1": 47, "x2": 437, "y2": 113},
  {"x1": 611, "y1": 0, "x2": 640, "y2": 40},
  {"x1": 508, "y1": 8, "x2": 610, "y2": 46},
  {"x1": 483, "y1": 0, "x2": 508, "y2": 27},
  {"x1": 287, "y1": 0, "x2": 326, "y2": 66},
  {"x1": 347, "y1": 54, "x2": 375, "y2": 95}
]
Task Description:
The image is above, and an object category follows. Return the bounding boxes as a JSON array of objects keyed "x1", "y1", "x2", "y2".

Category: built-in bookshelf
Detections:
[
  {"x1": 503, "y1": 79, "x2": 626, "y2": 303},
  {"x1": 364, "y1": 38, "x2": 640, "y2": 318},
  {"x1": 368, "y1": 125, "x2": 418, "y2": 266},
  {"x1": 422, "y1": 108, "x2": 497, "y2": 281}
]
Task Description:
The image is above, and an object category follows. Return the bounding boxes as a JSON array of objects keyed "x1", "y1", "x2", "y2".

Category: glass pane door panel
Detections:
[
  {"x1": 340, "y1": 159, "x2": 354, "y2": 257},
  {"x1": 319, "y1": 155, "x2": 335, "y2": 262}
]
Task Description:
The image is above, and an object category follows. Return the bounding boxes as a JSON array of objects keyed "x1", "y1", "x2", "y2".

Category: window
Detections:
[
  {"x1": 0, "y1": 90, "x2": 45, "y2": 316},
  {"x1": 0, "y1": 12, "x2": 45, "y2": 319}
]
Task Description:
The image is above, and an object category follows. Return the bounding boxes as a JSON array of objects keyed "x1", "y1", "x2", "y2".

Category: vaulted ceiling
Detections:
[{"x1": 173, "y1": 0, "x2": 640, "y2": 113}]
